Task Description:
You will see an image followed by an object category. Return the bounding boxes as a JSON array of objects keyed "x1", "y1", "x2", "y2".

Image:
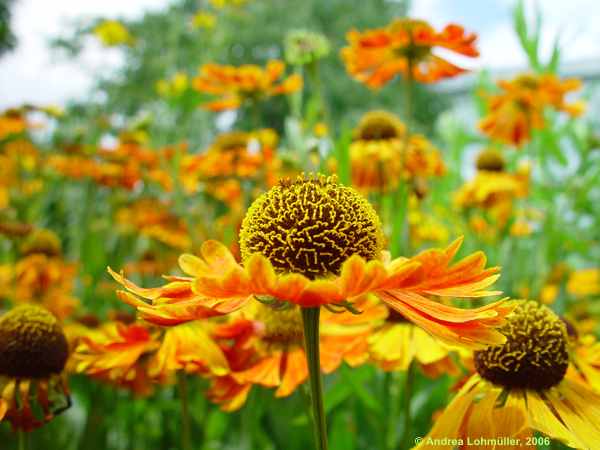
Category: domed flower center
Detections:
[
  {"x1": 239, "y1": 174, "x2": 384, "y2": 279},
  {"x1": 254, "y1": 303, "x2": 304, "y2": 348},
  {"x1": 213, "y1": 131, "x2": 250, "y2": 152},
  {"x1": 355, "y1": 111, "x2": 405, "y2": 141},
  {"x1": 474, "y1": 300, "x2": 569, "y2": 390},
  {"x1": 476, "y1": 149, "x2": 505, "y2": 172},
  {"x1": 20, "y1": 229, "x2": 62, "y2": 257},
  {"x1": 0, "y1": 305, "x2": 69, "y2": 378}
]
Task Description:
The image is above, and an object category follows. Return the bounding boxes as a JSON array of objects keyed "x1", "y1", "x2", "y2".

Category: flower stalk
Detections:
[
  {"x1": 177, "y1": 373, "x2": 192, "y2": 450},
  {"x1": 301, "y1": 306, "x2": 328, "y2": 450}
]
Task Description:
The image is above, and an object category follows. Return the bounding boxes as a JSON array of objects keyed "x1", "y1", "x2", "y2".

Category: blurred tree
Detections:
[
  {"x1": 51, "y1": 0, "x2": 449, "y2": 147},
  {"x1": 0, "y1": 0, "x2": 17, "y2": 57}
]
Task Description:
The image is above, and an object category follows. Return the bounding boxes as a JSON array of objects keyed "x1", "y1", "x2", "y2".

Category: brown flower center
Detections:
[
  {"x1": 474, "y1": 300, "x2": 569, "y2": 390},
  {"x1": 0, "y1": 305, "x2": 69, "y2": 378},
  {"x1": 239, "y1": 174, "x2": 383, "y2": 279},
  {"x1": 354, "y1": 111, "x2": 405, "y2": 141}
]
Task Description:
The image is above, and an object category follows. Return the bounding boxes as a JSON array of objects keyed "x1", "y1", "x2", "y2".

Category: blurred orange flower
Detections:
[
  {"x1": 193, "y1": 60, "x2": 302, "y2": 111},
  {"x1": 349, "y1": 111, "x2": 445, "y2": 193},
  {"x1": 116, "y1": 199, "x2": 192, "y2": 250},
  {"x1": 479, "y1": 73, "x2": 585, "y2": 147},
  {"x1": 341, "y1": 18, "x2": 478, "y2": 88},
  {"x1": 73, "y1": 320, "x2": 229, "y2": 395},
  {"x1": 207, "y1": 296, "x2": 387, "y2": 410}
]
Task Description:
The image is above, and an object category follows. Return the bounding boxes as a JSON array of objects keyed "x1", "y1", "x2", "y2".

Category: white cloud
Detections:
[{"x1": 0, "y1": 0, "x2": 169, "y2": 109}]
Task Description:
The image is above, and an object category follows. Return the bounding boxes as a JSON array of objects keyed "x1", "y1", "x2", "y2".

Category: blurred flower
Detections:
[
  {"x1": 207, "y1": 296, "x2": 386, "y2": 410},
  {"x1": 0, "y1": 305, "x2": 70, "y2": 431},
  {"x1": 479, "y1": 73, "x2": 585, "y2": 147},
  {"x1": 74, "y1": 319, "x2": 229, "y2": 396},
  {"x1": 408, "y1": 198, "x2": 450, "y2": 246},
  {"x1": 181, "y1": 129, "x2": 281, "y2": 209},
  {"x1": 509, "y1": 218, "x2": 533, "y2": 237},
  {"x1": 285, "y1": 30, "x2": 330, "y2": 66},
  {"x1": 369, "y1": 304, "x2": 458, "y2": 377},
  {"x1": 415, "y1": 301, "x2": 600, "y2": 449},
  {"x1": 192, "y1": 60, "x2": 302, "y2": 111},
  {"x1": 454, "y1": 150, "x2": 529, "y2": 229},
  {"x1": 350, "y1": 111, "x2": 444, "y2": 193},
  {"x1": 156, "y1": 72, "x2": 189, "y2": 98},
  {"x1": 0, "y1": 109, "x2": 26, "y2": 140},
  {"x1": 93, "y1": 20, "x2": 135, "y2": 47},
  {"x1": 341, "y1": 18, "x2": 478, "y2": 88},
  {"x1": 191, "y1": 11, "x2": 217, "y2": 30},
  {"x1": 567, "y1": 268, "x2": 600, "y2": 298},
  {"x1": 111, "y1": 174, "x2": 510, "y2": 349},
  {"x1": 313, "y1": 122, "x2": 328, "y2": 138},
  {"x1": 116, "y1": 199, "x2": 192, "y2": 250},
  {"x1": 2, "y1": 230, "x2": 80, "y2": 321},
  {"x1": 350, "y1": 110, "x2": 406, "y2": 192},
  {"x1": 209, "y1": 0, "x2": 248, "y2": 8}
]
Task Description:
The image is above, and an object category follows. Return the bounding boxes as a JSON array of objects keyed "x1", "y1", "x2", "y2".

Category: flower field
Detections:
[{"x1": 1, "y1": 1, "x2": 600, "y2": 449}]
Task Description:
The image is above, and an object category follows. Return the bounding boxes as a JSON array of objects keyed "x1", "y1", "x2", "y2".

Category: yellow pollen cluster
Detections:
[
  {"x1": 0, "y1": 304, "x2": 69, "y2": 378},
  {"x1": 474, "y1": 300, "x2": 569, "y2": 390},
  {"x1": 253, "y1": 303, "x2": 304, "y2": 348},
  {"x1": 354, "y1": 110, "x2": 405, "y2": 141},
  {"x1": 239, "y1": 174, "x2": 383, "y2": 278},
  {"x1": 475, "y1": 148, "x2": 505, "y2": 172}
]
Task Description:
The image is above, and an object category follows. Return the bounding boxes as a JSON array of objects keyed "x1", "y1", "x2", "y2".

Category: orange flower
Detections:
[
  {"x1": 207, "y1": 295, "x2": 387, "y2": 410},
  {"x1": 73, "y1": 320, "x2": 229, "y2": 395},
  {"x1": 111, "y1": 175, "x2": 510, "y2": 349},
  {"x1": 193, "y1": 60, "x2": 302, "y2": 111},
  {"x1": 341, "y1": 18, "x2": 478, "y2": 88},
  {"x1": 115, "y1": 199, "x2": 192, "y2": 250},
  {"x1": 5, "y1": 230, "x2": 80, "y2": 321},
  {"x1": 349, "y1": 111, "x2": 445, "y2": 193},
  {"x1": 0, "y1": 109, "x2": 27, "y2": 140},
  {"x1": 479, "y1": 73, "x2": 585, "y2": 147},
  {"x1": 181, "y1": 129, "x2": 281, "y2": 205}
]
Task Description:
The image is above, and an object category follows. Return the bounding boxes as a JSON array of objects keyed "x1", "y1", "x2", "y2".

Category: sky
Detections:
[{"x1": 1, "y1": 0, "x2": 599, "y2": 109}]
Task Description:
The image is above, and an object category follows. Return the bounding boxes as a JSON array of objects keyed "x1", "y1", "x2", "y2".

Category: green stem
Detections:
[
  {"x1": 401, "y1": 361, "x2": 415, "y2": 449},
  {"x1": 18, "y1": 430, "x2": 27, "y2": 450},
  {"x1": 178, "y1": 373, "x2": 192, "y2": 450},
  {"x1": 391, "y1": 61, "x2": 414, "y2": 257},
  {"x1": 301, "y1": 307, "x2": 328, "y2": 450},
  {"x1": 383, "y1": 371, "x2": 401, "y2": 450}
]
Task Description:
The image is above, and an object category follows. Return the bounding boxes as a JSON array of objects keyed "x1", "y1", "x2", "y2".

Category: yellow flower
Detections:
[
  {"x1": 93, "y1": 20, "x2": 135, "y2": 47},
  {"x1": 191, "y1": 11, "x2": 217, "y2": 29},
  {"x1": 0, "y1": 305, "x2": 71, "y2": 431},
  {"x1": 415, "y1": 301, "x2": 600, "y2": 449},
  {"x1": 209, "y1": 0, "x2": 248, "y2": 8},
  {"x1": 369, "y1": 305, "x2": 459, "y2": 376},
  {"x1": 156, "y1": 72, "x2": 189, "y2": 98},
  {"x1": 567, "y1": 268, "x2": 600, "y2": 298},
  {"x1": 454, "y1": 150, "x2": 529, "y2": 228},
  {"x1": 111, "y1": 174, "x2": 511, "y2": 349}
]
